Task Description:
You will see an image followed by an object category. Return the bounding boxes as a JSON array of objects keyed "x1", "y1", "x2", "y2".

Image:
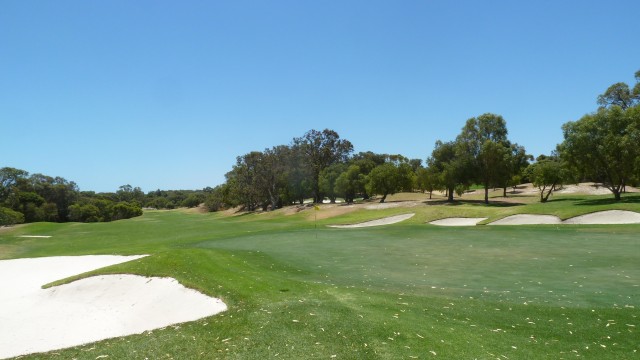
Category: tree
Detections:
[
  {"x1": 426, "y1": 140, "x2": 471, "y2": 202},
  {"x1": 0, "y1": 167, "x2": 29, "y2": 203},
  {"x1": 415, "y1": 166, "x2": 438, "y2": 199},
  {"x1": 499, "y1": 143, "x2": 532, "y2": 196},
  {"x1": 526, "y1": 156, "x2": 567, "y2": 202},
  {"x1": 293, "y1": 129, "x2": 353, "y2": 203},
  {"x1": 597, "y1": 69, "x2": 640, "y2": 109},
  {"x1": 319, "y1": 163, "x2": 346, "y2": 203},
  {"x1": 258, "y1": 145, "x2": 291, "y2": 210},
  {"x1": 349, "y1": 152, "x2": 387, "y2": 200},
  {"x1": 334, "y1": 165, "x2": 363, "y2": 203},
  {"x1": 559, "y1": 105, "x2": 640, "y2": 200},
  {"x1": 456, "y1": 113, "x2": 511, "y2": 204},
  {"x1": 225, "y1": 152, "x2": 264, "y2": 211},
  {"x1": 366, "y1": 162, "x2": 414, "y2": 203}
]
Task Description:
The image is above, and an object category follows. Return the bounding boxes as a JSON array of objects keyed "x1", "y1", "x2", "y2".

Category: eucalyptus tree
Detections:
[
  {"x1": 597, "y1": 70, "x2": 640, "y2": 109},
  {"x1": 426, "y1": 140, "x2": 471, "y2": 202},
  {"x1": 456, "y1": 113, "x2": 512, "y2": 204},
  {"x1": 319, "y1": 163, "x2": 347, "y2": 203},
  {"x1": 526, "y1": 155, "x2": 567, "y2": 202},
  {"x1": 293, "y1": 129, "x2": 353, "y2": 203},
  {"x1": 366, "y1": 162, "x2": 414, "y2": 203},
  {"x1": 559, "y1": 105, "x2": 640, "y2": 201},
  {"x1": 415, "y1": 166, "x2": 439, "y2": 199},
  {"x1": 334, "y1": 165, "x2": 363, "y2": 203}
]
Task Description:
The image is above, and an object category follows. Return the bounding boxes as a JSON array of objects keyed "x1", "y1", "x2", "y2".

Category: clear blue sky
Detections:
[{"x1": 2, "y1": 1, "x2": 639, "y2": 193}]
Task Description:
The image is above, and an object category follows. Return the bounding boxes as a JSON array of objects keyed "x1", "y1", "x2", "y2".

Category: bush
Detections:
[
  {"x1": 110, "y1": 202, "x2": 143, "y2": 221},
  {"x1": 181, "y1": 194, "x2": 202, "y2": 208},
  {"x1": 0, "y1": 207, "x2": 25, "y2": 225}
]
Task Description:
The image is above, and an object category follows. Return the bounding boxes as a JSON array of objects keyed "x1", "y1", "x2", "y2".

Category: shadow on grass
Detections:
[
  {"x1": 576, "y1": 194, "x2": 640, "y2": 206},
  {"x1": 424, "y1": 199, "x2": 524, "y2": 207}
]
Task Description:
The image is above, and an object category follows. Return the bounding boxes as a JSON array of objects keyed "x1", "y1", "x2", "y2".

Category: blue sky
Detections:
[{"x1": 2, "y1": 1, "x2": 639, "y2": 193}]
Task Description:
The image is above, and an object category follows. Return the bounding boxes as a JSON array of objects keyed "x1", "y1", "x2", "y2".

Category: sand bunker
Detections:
[
  {"x1": 488, "y1": 214, "x2": 562, "y2": 225},
  {"x1": 431, "y1": 210, "x2": 640, "y2": 226},
  {"x1": 0, "y1": 255, "x2": 227, "y2": 359},
  {"x1": 329, "y1": 213, "x2": 415, "y2": 228},
  {"x1": 563, "y1": 210, "x2": 640, "y2": 224},
  {"x1": 429, "y1": 218, "x2": 487, "y2": 226}
]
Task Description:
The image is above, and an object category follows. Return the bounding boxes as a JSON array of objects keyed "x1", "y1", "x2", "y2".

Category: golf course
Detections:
[{"x1": 1, "y1": 189, "x2": 638, "y2": 359}]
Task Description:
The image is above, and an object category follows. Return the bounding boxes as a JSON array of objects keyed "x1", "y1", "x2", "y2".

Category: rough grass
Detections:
[{"x1": 0, "y1": 194, "x2": 639, "y2": 359}]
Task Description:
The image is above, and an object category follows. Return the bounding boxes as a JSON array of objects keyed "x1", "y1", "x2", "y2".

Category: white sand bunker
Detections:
[
  {"x1": 429, "y1": 218, "x2": 487, "y2": 226},
  {"x1": 0, "y1": 255, "x2": 227, "y2": 359},
  {"x1": 488, "y1": 214, "x2": 562, "y2": 225},
  {"x1": 563, "y1": 210, "x2": 640, "y2": 224},
  {"x1": 329, "y1": 213, "x2": 415, "y2": 228}
]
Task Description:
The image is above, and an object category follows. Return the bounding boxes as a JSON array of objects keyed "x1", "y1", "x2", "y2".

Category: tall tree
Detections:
[
  {"x1": 559, "y1": 105, "x2": 640, "y2": 200},
  {"x1": 456, "y1": 113, "x2": 510, "y2": 204},
  {"x1": 293, "y1": 129, "x2": 353, "y2": 203},
  {"x1": 597, "y1": 69, "x2": 640, "y2": 109}
]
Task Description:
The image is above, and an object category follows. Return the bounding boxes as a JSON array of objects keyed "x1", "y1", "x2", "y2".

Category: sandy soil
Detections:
[
  {"x1": 429, "y1": 218, "x2": 487, "y2": 226},
  {"x1": 563, "y1": 210, "x2": 640, "y2": 224},
  {"x1": 0, "y1": 255, "x2": 226, "y2": 359},
  {"x1": 488, "y1": 214, "x2": 562, "y2": 225},
  {"x1": 328, "y1": 213, "x2": 415, "y2": 228}
]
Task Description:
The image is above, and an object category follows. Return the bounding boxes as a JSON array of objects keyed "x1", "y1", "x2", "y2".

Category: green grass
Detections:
[{"x1": 1, "y1": 195, "x2": 639, "y2": 359}]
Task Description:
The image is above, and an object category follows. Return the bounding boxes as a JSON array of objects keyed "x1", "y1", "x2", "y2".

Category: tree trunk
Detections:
[
  {"x1": 484, "y1": 185, "x2": 489, "y2": 204},
  {"x1": 503, "y1": 186, "x2": 507, "y2": 197},
  {"x1": 447, "y1": 187, "x2": 454, "y2": 202},
  {"x1": 429, "y1": 191, "x2": 432, "y2": 199},
  {"x1": 380, "y1": 193, "x2": 388, "y2": 203}
]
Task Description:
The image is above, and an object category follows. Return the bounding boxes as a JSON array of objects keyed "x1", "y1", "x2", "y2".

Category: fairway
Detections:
[{"x1": 1, "y1": 200, "x2": 639, "y2": 359}]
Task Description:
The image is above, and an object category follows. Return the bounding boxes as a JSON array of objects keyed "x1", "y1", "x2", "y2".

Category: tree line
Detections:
[
  {"x1": 0, "y1": 172, "x2": 214, "y2": 225},
  {"x1": 208, "y1": 69, "x2": 640, "y2": 210},
  {"x1": 3, "y1": 70, "x2": 639, "y2": 223}
]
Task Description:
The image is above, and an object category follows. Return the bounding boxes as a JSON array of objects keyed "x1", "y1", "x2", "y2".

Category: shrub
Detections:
[{"x1": 0, "y1": 206, "x2": 25, "y2": 225}]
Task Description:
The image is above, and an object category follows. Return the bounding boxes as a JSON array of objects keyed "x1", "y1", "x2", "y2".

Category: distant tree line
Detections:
[{"x1": 0, "y1": 171, "x2": 144, "y2": 225}]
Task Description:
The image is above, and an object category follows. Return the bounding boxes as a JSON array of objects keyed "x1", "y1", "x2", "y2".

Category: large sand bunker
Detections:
[
  {"x1": 429, "y1": 218, "x2": 487, "y2": 226},
  {"x1": 562, "y1": 210, "x2": 640, "y2": 224},
  {"x1": 488, "y1": 214, "x2": 562, "y2": 225},
  {"x1": 0, "y1": 255, "x2": 227, "y2": 359},
  {"x1": 329, "y1": 213, "x2": 415, "y2": 228}
]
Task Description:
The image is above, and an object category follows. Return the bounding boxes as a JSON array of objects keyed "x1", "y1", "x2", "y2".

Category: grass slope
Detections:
[{"x1": 0, "y1": 195, "x2": 639, "y2": 359}]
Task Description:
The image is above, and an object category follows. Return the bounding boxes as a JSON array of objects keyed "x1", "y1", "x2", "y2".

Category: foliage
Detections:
[
  {"x1": 0, "y1": 167, "x2": 143, "y2": 223},
  {"x1": 0, "y1": 206, "x2": 24, "y2": 225},
  {"x1": 366, "y1": 162, "x2": 415, "y2": 203},
  {"x1": 293, "y1": 129, "x2": 353, "y2": 203},
  {"x1": 334, "y1": 165, "x2": 363, "y2": 203},
  {"x1": 526, "y1": 156, "x2": 567, "y2": 202},
  {"x1": 456, "y1": 113, "x2": 515, "y2": 203},
  {"x1": 426, "y1": 140, "x2": 471, "y2": 202},
  {"x1": 559, "y1": 104, "x2": 640, "y2": 200},
  {"x1": 318, "y1": 163, "x2": 346, "y2": 203},
  {"x1": 415, "y1": 166, "x2": 438, "y2": 198},
  {"x1": 597, "y1": 70, "x2": 640, "y2": 109}
]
